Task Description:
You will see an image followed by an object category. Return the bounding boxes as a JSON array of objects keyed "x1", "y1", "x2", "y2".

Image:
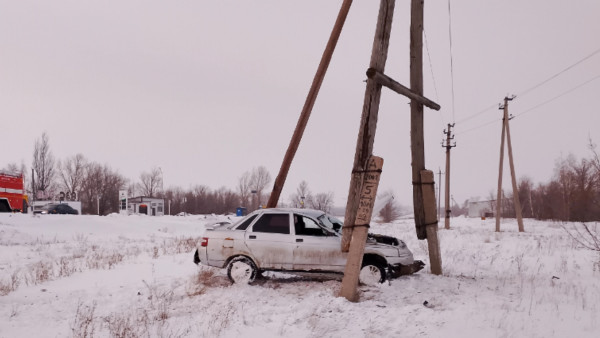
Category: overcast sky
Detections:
[{"x1": 2, "y1": 1, "x2": 599, "y2": 208}]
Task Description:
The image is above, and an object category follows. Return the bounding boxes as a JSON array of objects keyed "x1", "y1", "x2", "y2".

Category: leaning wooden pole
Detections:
[
  {"x1": 340, "y1": 0, "x2": 395, "y2": 253},
  {"x1": 267, "y1": 0, "x2": 353, "y2": 208},
  {"x1": 338, "y1": 0, "x2": 395, "y2": 302},
  {"x1": 410, "y1": 0, "x2": 442, "y2": 275}
]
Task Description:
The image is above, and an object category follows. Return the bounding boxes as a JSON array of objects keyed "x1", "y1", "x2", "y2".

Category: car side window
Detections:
[
  {"x1": 294, "y1": 215, "x2": 326, "y2": 236},
  {"x1": 252, "y1": 214, "x2": 290, "y2": 234},
  {"x1": 235, "y1": 215, "x2": 257, "y2": 231}
]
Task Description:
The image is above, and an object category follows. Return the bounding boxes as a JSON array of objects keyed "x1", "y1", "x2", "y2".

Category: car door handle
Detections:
[
  {"x1": 296, "y1": 238, "x2": 303, "y2": 242},
  {"x1": 249, "y1": 235, "x2": 256, "y2": 239}
]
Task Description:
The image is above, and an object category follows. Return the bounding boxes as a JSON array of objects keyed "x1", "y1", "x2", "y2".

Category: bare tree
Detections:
[
  {"x1": 310, "y1": 192, "x2": 334, "y2": 213},
  {"x1": 1, "y1": 162, "x2": 27, "y2": 192},
  {"x1": 250, "y1": 166, "x2": 271, "y2": 209},
  {"x1": 58, "y1": 154, "x2": 87, "y2": 200},
  {"x1": 518, "y1": 176, "x2": 535, "y2": 218},
  {"x1": 192, "y1": 185, "x2": 210, "y2": 213},
  {"x1": 237, "y1": 171, "x2": 252, "y2": 208},
  {"x1": 139, "y1": 167, "x2": 162, "y2": 197},
  {"x1": 561, "y1": 222, "x2": 600, "y2": 251},
  {"x1": 80, "y1": 162, "x2": 127, "y2": 215},
  {"x1": 588, "y1": 138, "x2": 600, "y2": 173},
  {"x1": 2, "y1": 162, "x2": 26, "y2": 175},
  {"x1": 32, "y1": 132, "x2": 55, "y2": 199},
  {"x1": 379, "y1": 198, "x2": 402, "y2": 223},
  {"x1": 289, "y1": 180, "x2": 313, "y2": 208}
]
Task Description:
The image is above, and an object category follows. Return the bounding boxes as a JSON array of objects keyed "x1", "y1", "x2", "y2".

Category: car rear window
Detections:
[
  {"x1": 252, "y1": 214, "x2": 290, "y2": 234},
  {"x1": 234, "y1": 214, "x2": 257, "y2": 231}
]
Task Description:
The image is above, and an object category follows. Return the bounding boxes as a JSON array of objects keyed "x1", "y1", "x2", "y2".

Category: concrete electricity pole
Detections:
[
  {"x1": 442, "y1": 123, "x2": 456, "y2": 229},
  {"x1": 495, "y1": 96, "x2": 525, "y2": 232}
]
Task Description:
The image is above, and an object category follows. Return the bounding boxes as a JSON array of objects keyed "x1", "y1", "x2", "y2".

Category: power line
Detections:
[
  {"x1": 447, "y1": 0, "x2": 456, "y2": 123},
  {"x1": 423, "y1": 30, "x2": 440, "y2": 102},
  {"x1": 455, "y1": 103, "x2": 497, "y2": 124},
  {"x1": 456, "y1": 73, "x2": 600, "y2": 135},
  {"x1": 455, "y1": 117, "x2": 501, "y2": 136},
  {"x1": 516, "y1": 47, "x2": 600, "y2": 98},
  {"x1": 423, "y1": 28, "x2": 445, "y2": 131},
  {"x1": 514, "y1": 74, "x2": 600, "y2": 119},
  {"x1": 456, "y1": 47, "x2": 600, "y2": 127}
]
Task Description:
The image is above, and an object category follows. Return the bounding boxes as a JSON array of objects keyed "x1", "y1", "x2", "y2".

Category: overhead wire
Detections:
[
  {"x1": 453, "y1": 47, "x2": 600, "y2": 127},
  {"x1": 423, "y1": 28, "x2": 446, "y2": 131},
  {"x1": 455, "y1": 117, "x2": 501, "y2": 136},
  {"x1": 455, "y1": 103, "x2": 498, "y2": 124},
  {"x1": 456, "y1": 73, "x2": 600, "y2": 136},
  {"x1": 513, "y1": 74, "x2": 600, "y2": 119},
  {"x1": 447, "y1": 0, "x2": 456, "y2": 123},
  {"x1": 515, "y1": 47, "x2": 600, "y2": 98}
]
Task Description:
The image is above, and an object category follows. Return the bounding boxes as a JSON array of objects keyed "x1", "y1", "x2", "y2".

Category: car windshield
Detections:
[{"x1": 317, "y1": 214, "x2": 344, "y2": 234}]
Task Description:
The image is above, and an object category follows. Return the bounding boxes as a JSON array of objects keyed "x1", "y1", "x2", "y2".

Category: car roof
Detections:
[{"x1": 253, "y1": 208, "x2": 326, "y2": 218}]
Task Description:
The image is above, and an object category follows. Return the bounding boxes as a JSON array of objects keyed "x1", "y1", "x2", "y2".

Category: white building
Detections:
[
  {"x1": 127, "y1": 196, "x2": 164, "y2": 216},
  {"x1": 468, "y1": 200, "x2": 495, "y2": 218}
]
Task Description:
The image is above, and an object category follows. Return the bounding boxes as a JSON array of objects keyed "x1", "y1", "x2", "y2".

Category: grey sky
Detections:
[{"x1": 2, "y1": 1, "x2": 599, "y2": 208}]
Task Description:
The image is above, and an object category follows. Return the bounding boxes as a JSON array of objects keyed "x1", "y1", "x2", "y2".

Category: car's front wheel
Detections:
[
  {"x1": 359, "y1": 259, "x2": 386, "y2": 285},
  {"x1": 226, "y1": 256, "x2": 258, "y2": 284}
]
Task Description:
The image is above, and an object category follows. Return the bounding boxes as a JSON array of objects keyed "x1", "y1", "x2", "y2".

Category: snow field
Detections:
[{"x1": 1, "y1": 213, "x2": 599, "y2": 337}]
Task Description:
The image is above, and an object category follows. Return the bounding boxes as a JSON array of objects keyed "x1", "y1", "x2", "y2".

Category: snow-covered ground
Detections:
[{"x1": 1, "y1": 213, "x2": 599, "y2": 337}]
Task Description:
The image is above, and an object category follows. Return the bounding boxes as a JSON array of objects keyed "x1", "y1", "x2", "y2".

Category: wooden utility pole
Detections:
[
  {"x1": 338, "y1": 0, "x2": 395, "y2": 302},
  {"x1": 339, "y1": 0, "x2": 441, "y2": 301},
  {"x1": 495, "y1": 96, "x2": 525, "y2": 232},
  {"x1": 266, "y1": 0, "x2": 353, "y2": 208},
  {"x1": 442, "y1": 123, "x2": 455, "y2": 229},
  {"x1": 437, "y1": 168, "x2": 443, "y2": 221},
  {"x1": 340, "y1": 0, "x2": 395, "y2": 254},
  {"x1": 410, "y1": 0, "x2": 442, "y2": 275}
]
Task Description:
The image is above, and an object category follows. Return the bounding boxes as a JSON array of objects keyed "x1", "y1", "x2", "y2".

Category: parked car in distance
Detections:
[
  {"x1": 35, "y1": 203, "x2": 79, "y2": 215},
  {"x1": 194, "y1": 208, "x2": 424, "y2": 285}
]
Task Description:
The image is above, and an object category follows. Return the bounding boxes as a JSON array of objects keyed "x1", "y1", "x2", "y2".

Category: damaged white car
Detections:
[{"x1": 193, "y1": 208, "x2": 424, "y2": 285}]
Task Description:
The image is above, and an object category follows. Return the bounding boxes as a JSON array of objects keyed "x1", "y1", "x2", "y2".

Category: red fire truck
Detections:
[{"x1": 0, "y1": 171, "x2": 28, "y2": 213}]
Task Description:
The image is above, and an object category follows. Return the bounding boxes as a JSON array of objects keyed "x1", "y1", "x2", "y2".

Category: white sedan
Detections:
[{"x1": 193, "y1": 208, "x2": 424, "y2": 285}]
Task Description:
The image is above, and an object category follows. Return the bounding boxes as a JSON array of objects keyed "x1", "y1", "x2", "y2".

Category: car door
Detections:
[
  {"x1": 245, "y1": 212, "x2": 294, "y2": 270},
  {"x1": 292, "y1": 214, "x2": 347, "y2": 272}
]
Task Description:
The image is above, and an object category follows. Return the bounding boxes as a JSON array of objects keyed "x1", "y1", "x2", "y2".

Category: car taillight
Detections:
[{"x1": 201, "y1": 237, "x2": 209, "y2": 247}]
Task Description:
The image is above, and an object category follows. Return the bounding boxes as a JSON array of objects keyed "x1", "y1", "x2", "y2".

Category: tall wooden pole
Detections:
[
  {"x1": 340, "y1": 0, "x2": 395, "y2": 253},
  {"x1": 410, "y1": 0, "x2": 441, "y2": 275},
  {"x1": 267, "y1": 0, "x2": 354, "y2": 208},
  {"x1": 338, "y1": 0, "x2": 395, "y2": 302},
  {"x1": 410, "y1": 0, "x2": 426, "y2": 240}
]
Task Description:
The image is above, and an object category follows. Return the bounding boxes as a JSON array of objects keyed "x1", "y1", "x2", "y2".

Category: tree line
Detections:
[
  {"x1": 482, "y1": 141, "x2": 600, "y2": 222},
  {"x1": 2, "y1": 132, "x2": 335, "y2": 215}
]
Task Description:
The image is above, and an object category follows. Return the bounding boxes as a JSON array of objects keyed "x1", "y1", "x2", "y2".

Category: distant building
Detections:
[
  {"x1": 468, "y1": 200, "x2": 495, "y2": 218},
  {"x1": 127, "y1": 196, "x2": 164, "y2": 216}
]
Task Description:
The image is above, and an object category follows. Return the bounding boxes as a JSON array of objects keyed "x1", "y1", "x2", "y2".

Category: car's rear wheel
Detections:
[
  {"x1": 226, "y1": 256, "x2": 258, "y2": 284},
  {"x1": 359, "y1": 259, "x2": 386, "y2": 285}
]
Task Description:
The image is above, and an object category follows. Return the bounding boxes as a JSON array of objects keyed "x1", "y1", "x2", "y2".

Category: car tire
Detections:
[
  {"x1": 226, "y1": 256, "x2": 258, "y2": 284},
  {"x1": 193, "y1": 249, "x2": 200, "y2": 265},
  {"x1": 359, "y1": 259, "x2": 386, "y2": 285}
]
